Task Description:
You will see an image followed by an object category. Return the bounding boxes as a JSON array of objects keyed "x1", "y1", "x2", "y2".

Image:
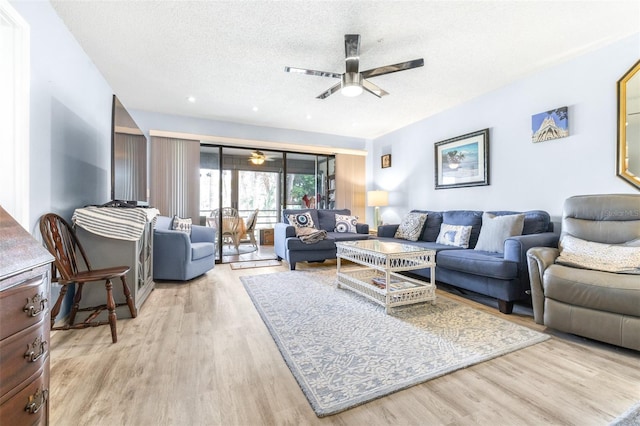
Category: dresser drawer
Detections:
[
  {"x1": 0, "y1": 356, "x2": 49, "y2": 426},
  {"x1": 0, "y1": 317, "x2": 50, "y2": 398},
  {"x1": 0, "y1": 272, "x2": 49, "y2": 341}
]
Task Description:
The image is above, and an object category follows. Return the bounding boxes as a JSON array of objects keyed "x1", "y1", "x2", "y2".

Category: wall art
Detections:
[
  {"x1": 434, "y1": 128, "x2": 490, "y2": 189},
  {"x1": 532, "y1": 107, "x2": 569, "y2": 143}
]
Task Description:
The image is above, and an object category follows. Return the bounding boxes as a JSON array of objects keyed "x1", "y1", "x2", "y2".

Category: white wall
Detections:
[
  {"x1": 129, "y1": 109, "x2": 367, "y2": 152},
  {"x1": 370, "y1": 33, "x2": 640, "y2": 225},
  {"x1": 12, "y1": 1, "x2": 113, "y2": 232},
  {"x1": 14, "y1": 0, "x2": 639, "y2": 232},
  {"x1": 12, "y1": 0, "x2": 367, "y2": 233}
]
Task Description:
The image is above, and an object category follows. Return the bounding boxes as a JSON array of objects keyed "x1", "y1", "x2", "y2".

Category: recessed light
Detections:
[
  {"x1": 306, "y1": 114, "x2": 312, "y2": 120},
  {"x1": 252, "y1": 106, "x2": 259, "y2": 112},
  {"x1": 187, "y1": 96, "x2": 196, "y2": 103}
]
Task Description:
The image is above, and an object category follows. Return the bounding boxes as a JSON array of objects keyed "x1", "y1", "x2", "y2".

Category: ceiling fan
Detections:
[
  {"x1": 248, "y1": 150, "x2": 273, "y2": 165},
  {"x1": 285, "y1": 34, "x2": 424, "y2": 99}
]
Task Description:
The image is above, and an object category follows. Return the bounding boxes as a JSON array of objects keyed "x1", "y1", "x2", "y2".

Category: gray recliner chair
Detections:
[{"x1": 527, "y1": 194, "x2": 640, "y2": 351}]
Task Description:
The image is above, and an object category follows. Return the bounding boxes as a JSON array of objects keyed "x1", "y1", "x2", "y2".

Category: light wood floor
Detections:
[{"x1": 49, "y1": 261, "x2": 640, "y2": 426}]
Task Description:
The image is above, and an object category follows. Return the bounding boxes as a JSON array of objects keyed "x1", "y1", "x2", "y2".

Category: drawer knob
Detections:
[
  {"x1": 23, "y1": 293, "x2": 47, "y2": 317},
  {"x1": 24, "y1": 336, "x2": 48, "y2": 362},
  {"x1": 24, "y1": 387, "x2": 48, "y2": 415}
]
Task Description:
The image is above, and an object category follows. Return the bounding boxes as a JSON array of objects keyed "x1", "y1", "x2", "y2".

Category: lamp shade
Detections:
[{"x1": 367, "y1": 190, "x2": 389, "y2": 207}]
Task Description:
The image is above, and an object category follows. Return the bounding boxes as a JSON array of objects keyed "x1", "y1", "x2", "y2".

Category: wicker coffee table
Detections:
[{"x1": 335, "y1": 240, "x2": 436, "y2": 313}]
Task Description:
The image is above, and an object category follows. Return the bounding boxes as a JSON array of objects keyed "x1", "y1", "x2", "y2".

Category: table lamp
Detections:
[{"x1": 367, "y1": 190, "x2": 389, "y2": 230}]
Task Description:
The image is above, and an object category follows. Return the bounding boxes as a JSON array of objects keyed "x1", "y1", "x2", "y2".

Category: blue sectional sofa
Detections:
[
  {"x1": 275, "y1": 208, "x2": 370, "y2": 270},
  {"x1": 376, "y1": 210, "x2": 558, "y2": 314}
]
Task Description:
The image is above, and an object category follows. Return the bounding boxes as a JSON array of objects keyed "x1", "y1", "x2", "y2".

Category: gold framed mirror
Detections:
[{"x1": 617, "y1": 59, "x2": 640, "y2": 190}]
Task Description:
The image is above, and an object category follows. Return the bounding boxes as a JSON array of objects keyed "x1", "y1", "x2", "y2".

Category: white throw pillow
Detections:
[
  {"x1": 474, "y1": 213, "x2": 525, "y2": 253},
  {"x1": 394, "y1": 213, "x2": 428, "y2": 241},
  {"x1": 172, "y1": 215, "x2": 192, "y2": 234},
  {"x1": 287, "y1": 212, "x2": 315, "y2": 229},
  {"x1": 436, "y1": 223, "x2": 473, "y2": 248},
  {"x1": 556, "y1": 234, "x2": 640, "y2": 274},
  {"x1": 334, "y1": 214, "x2": 358, "y2": 233}
]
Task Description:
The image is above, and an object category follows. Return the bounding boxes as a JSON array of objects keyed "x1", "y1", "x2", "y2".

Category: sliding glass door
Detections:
[
  {"x1": 200, "y1": 145, "x2": 334, "y2": 263},
  {"x1": 237, "y1": 169, "x2": 280, "y2": 228}
]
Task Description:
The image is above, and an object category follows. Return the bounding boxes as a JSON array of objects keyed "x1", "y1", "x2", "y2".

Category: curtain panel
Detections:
[{"x1": 150, "y1": 136, "x2": 200, "y2": 221}]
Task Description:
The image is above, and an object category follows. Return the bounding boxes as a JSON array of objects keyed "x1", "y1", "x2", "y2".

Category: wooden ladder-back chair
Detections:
[{"x1": 39, "y1": 213, "x2": 137, "y2": 343}]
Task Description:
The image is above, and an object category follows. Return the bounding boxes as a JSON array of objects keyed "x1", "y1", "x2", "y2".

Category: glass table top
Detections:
[{"x1": 336, "y1": 239, "x2": 433, "y2": 254}]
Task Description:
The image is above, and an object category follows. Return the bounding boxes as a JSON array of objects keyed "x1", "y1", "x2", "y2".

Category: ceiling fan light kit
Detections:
[
  {"x1": 341, "y1": 72, "x2": 363, "y2": 97},
  {"x1": 249, "y1": 150, "x2": 266, "y2": 165},
  {"x1": 285, "y1": 34, "x2": 424, "y2": 99}
]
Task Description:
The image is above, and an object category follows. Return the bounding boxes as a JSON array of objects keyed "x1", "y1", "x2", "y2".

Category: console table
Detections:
[{"x1": 72, "y1": 206, "x2": 159, "y2": 320}]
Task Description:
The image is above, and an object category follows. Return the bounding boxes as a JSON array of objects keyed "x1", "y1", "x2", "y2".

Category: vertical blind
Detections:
[
  {"x1": 335, "y1": 153, "x2": 366, "y2": 221},
  {"x1": 150, "y1": 136, "x2": 200, "y2": 220}
]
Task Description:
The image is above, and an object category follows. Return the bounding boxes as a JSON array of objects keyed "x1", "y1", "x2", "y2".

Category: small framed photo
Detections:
[
  {"x1": 381, "y1": 154, "x2": 392, "y2": 168},
  {"x1": 532, "y1": 107, "x2": 569, "y2": 143},
  {"x1": 434, "y1": 128, "x2": 490, "y2": 190}
]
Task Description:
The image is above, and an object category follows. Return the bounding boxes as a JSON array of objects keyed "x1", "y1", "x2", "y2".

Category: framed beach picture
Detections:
[
  {"x1": 532, "y1": 107, "x2": 569, "y2": 143},
  {"x1": 434, "y1": 128, "x2": 490, "y2": 190}
]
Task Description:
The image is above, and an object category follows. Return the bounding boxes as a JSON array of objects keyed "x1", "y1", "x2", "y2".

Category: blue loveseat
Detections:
[
  {"x1": 377, "y1": 210, "x2": 558, "y2": 313},
  {"x1": 275, "y1": 208, "x2": 370, "y2": 270},
  {"x1": 153, "y1": 216, "x2": 216, "y2": 281}
]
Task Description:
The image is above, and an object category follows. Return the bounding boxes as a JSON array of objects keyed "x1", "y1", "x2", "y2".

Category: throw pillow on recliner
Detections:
[{"x1": 556, "y1": 234, "x2": 640, "y2": 274}]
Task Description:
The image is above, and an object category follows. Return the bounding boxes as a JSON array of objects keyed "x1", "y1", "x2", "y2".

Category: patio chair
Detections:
[
  {"x1": 243, "y1": 208, "x2": 259, "y2": 247},
  {"x1": 208, "y1": 207, "x2": 242, "y2": 250}
]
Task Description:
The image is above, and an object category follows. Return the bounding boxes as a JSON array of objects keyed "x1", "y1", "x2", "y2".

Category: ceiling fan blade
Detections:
[
  {"x1": 344, "y1": 34, "x2": 360, "y2": 74},
  {"x1": 316, "y1": 82, "x2": 342, "y2": 99},
  {"x1": 361, "y1": 58, "x2": 424, "y2": 79},
  {"x1": 362, "y1": 79, "x2": 389, "y2": 98},
  {"x1": 284, "y1": 66, "x2": 341, "y2": 79}
]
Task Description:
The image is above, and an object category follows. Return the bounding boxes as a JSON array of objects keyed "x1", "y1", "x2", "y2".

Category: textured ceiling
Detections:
[{"x1": 51, "y1": 1, "x2": 640, "y2": 140}]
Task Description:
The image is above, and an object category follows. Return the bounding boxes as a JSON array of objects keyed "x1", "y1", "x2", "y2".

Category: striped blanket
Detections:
[{"x1": 72, "y1": 206, "x2": 159, "y2": 241}]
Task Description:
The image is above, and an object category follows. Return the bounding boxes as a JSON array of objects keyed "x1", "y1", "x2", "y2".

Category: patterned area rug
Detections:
[
  {"x1": 241, "y1": 270, "x2": 550, "y2": 417},
  {"x1": 611, "y1": 402, "x2": 640, "y2": 426}
]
